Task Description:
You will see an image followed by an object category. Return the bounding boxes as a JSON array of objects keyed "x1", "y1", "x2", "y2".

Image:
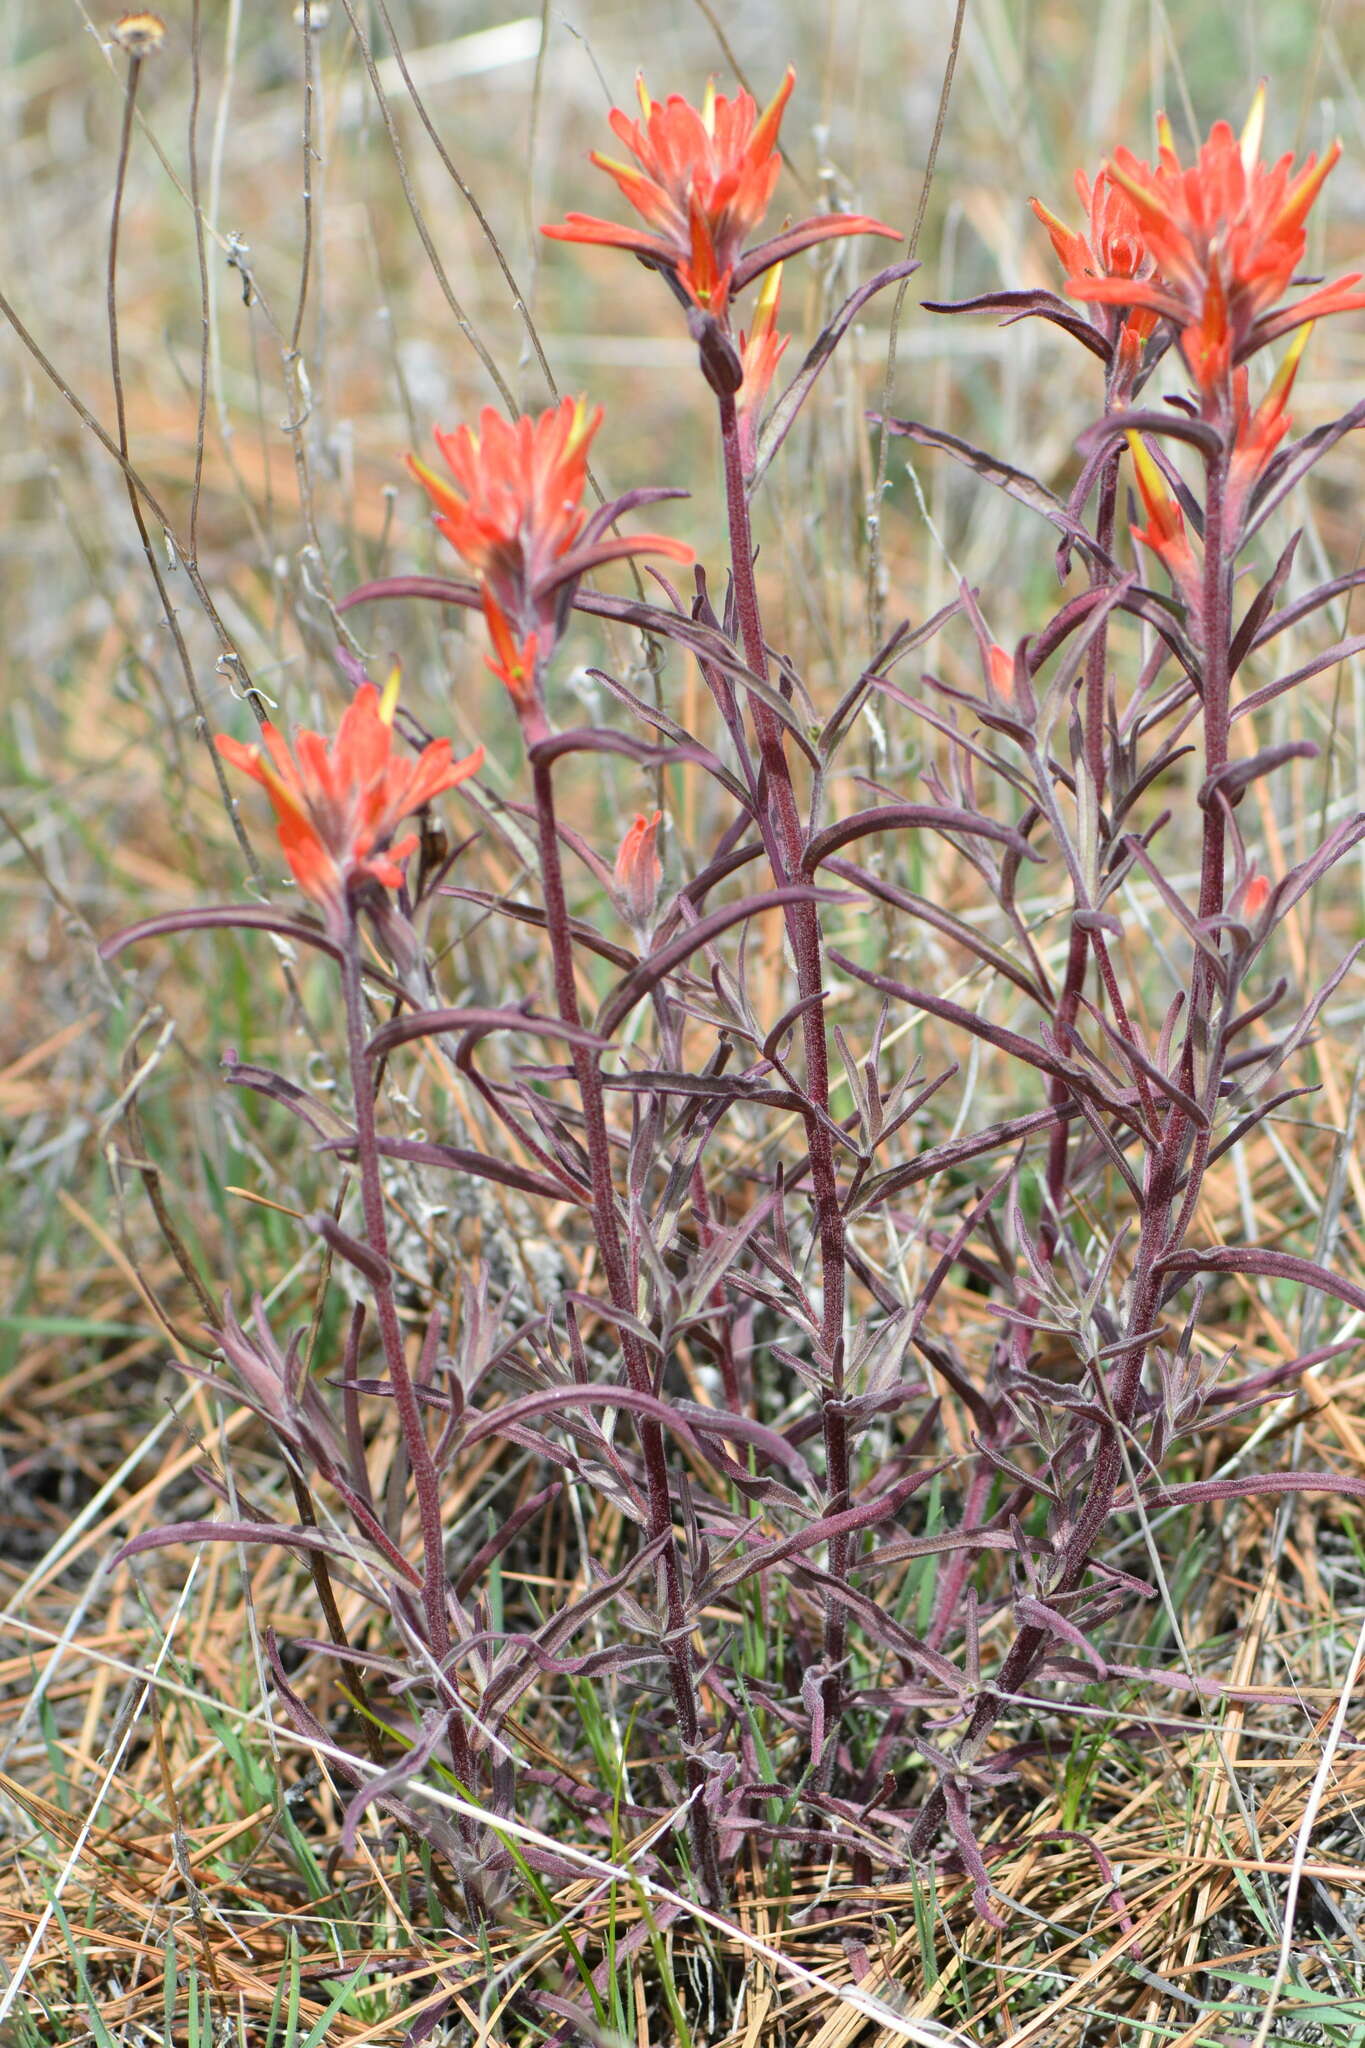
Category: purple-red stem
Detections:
[
  {"x1": 529, "y1": 752, "x2": 722, "y2": 1903},
  {"x1": 1043, "y1": 439, "x2": 1122, "y2": 1239},
  {"x1": 340, "y1": 931, "x2": 477, "y2": 1792},
  {"x1": 717, "y1": 390, "x2": 850, "y2": 1783}
]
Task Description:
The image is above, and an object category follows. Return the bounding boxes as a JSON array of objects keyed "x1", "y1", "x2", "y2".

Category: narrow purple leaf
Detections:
[
  {"x1": 310, "y1": 1212, "x2": 391, "y2": 1289},
  {"x1": 367, "y1": 1005, "x2": 607, "y2": 1060},
  {"x1": 596, "y1": 886, "x2": 849, "y2": 1039},
  {"x1": 1075, "y1": 406, "x2": 1224, "y2": 461},
  {"x1": 113, "y1": 1518, "x2": 421, "y2": 1584},
  {"x1": 750, "y1": 258, "x2": 921, "y2": 489},
  {"x1": 1231, "y1": 636, "x2": 1365, "y2": 721},
  {"x1": 921, "y1": 287, "x2": 1110, "y2": 359},
  {"x1": 731, "y1": 215, "x2": 902, "y2": 293},
  {"x1": 318, "y1": 1132, "x2": 584, "y2": 1204},
  {"x1": 877, "y1": 417, "x2": 1109, "y2": 560},
  {"x1": 1156, "y1": 1244, "x2": 1365, "y2": 1316},
  {"x1": 828, "y1": 951, "x2": 1137, "y2": 1126},
  {"x1": 1244, "y1": 562, "x2": 1365, "y2": 657},
  {"x1": 1014, "y1": 1595, "x2": 1109, "y2": 1675},
  {"x1": 803, "y1": 803, "x2": 1042, "y2": 875},
  {"x1": 1199, "y1": 741, "x2": 1317, "y2": 809},
  {"x1": 1151, "y1": 1471, "x2": 1365, "y2": 1508}
]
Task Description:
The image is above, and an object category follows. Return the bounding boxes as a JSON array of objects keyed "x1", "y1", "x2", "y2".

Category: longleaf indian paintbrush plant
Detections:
[{"x1": 100, "y1": 68, "x2": 1365, "y2": 1969}]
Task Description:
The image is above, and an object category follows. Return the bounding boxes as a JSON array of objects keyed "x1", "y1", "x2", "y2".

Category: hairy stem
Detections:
[
  {"x1": 340, "y1": 928, "x2": 480, "y2": 1797},
  {"x1": 911, "y1": 434, "x2": 1236, "y2": 1866},
  {"x1": 529, "y1": 753, "x2": 722, "y2": 1902},
  {"x1": 718, "y1": 391, "x2": 849, "y2": 1782}
]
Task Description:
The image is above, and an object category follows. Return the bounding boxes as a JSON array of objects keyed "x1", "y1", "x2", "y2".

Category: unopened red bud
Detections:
[
  {"x1": 988, "y1": 644, "x2": 1013, "y2": 697},
  {"x1": 1243, "y1": 873, "x2": 1270, "y2": 917},
  {"x1": 615, "y1": 810, "x2": 663, "y2": 925}
]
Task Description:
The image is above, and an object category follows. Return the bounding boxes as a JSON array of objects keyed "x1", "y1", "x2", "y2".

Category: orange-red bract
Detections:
[
  {"x1": 1125, "y1": 431, "x2": 1201, "y2": 610},
  {"x1": 736, "y1": 265, "x2": 788, "y2": 472},
  {"x1": 216, "y1": 680, "x2": 482, "y2": 931}
]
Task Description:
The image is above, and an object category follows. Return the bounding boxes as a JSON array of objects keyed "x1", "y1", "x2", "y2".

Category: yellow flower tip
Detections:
[
  {"x1": 754, "y1": 262, "x2": 783, "y2": 322},
  {"x1": 1102, "y1": 152, "x2": 1151, "y2": 213},
  {"x1": 587, "y1": 149, "x2": 641, "y2": 186},
  {"x1": 1272, "y1": 146, "x2": 1339, "y2": 239},
  {"x1": 564, "y1": 396, "x2": 598, "y2": 460},
  {"x1": 1273, "y1": 318, "x2": 1313, "y2": 391},
  {"x1": 1125, "y1": 429, "x2": 1171, "y2": 511},
  {"x1": 701, "y1": 78, "x2": 717, "y2": 135},
  {"x1": 1240, "y1": 83, "x2": 1267, "y2": 173},
  {"x1": 1155, "y1": 110, "x2": 1176, "y2": 155},
  {"x1": 379, "y1": 663, "x2": 402, "y2": 726},
  {"x1": 635, "y1": 72, "x2": 652, "y2": 120}
]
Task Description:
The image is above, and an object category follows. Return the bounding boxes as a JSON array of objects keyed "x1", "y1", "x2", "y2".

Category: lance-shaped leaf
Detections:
[
  {"x1": 1228, "y1": 531, "x2": 1301, "y2": 672},
  {"x1": 1199, "y1": 741, "x2": 1318, "y2": 810},
  {"x1": 1145, "y1": 1471, "x2": 1365, "y2": 1509},
  {"x1": 1244, "y1": 396, "x2": 1365, "y2": 538},
  {"x1": 1231, "y1": 636, "x2": 1365, "y2": 722},
  {"x1": 318, "y1": 1132, "x2": 584, "y2": 1204},
  {"x1": 366, "y1": 1004, "x2": 607, "y2": 1062},
  {"x1": 847, "y1": 1104, "x2": 1079, "y2": 1217},
  {"x1": 826, "y1": 858, "x2": 1049, "y2": 1008},
  {"x1": 114, "y1": 1517, "x2": 423, "y2": 1585},
  {"x1": 749, "y1": 258, "x2": 920, "y2": 489},
  {"x1": 921, "y1": 286, "x2": 1111, "y2": 359},
  {"x1": 1014, "y1": 1595, "x2": 1109, "y2": 1676},
  {"x1": 1075, "y1": 406, "x2": 1225, "y2": 463},
  {"x1": 596, "y1": 886, "x2": 847, "y2": 1038},
  {"x1": 101, "y1": 905, "x2": 402, "y2": 1000},
  {"x1": 1155, "y1": 1244, "x2": 1365, "y2": 1318},
  {"x1": 827, "y1": 952, "x2": 1141, "y2": 1130},
  {"x1": 1242, "y1": 562, "x2": 1365, "y2": 660},
  {"x1": 802, "y1": 803, "x2": 1042, "y2": 877},
  {"x1": 460, "y1": 1382, "x2": 812, "y2": 1486},
  {"x1": 876, "y1": 417, "x2": 1112, "y2": 562}
]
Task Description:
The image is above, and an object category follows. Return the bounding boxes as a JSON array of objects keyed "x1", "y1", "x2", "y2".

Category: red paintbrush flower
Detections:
[
  {"x1": 1065, "y1": 93, "x2": 1365, "y2": 395},
  {"x1": 542, "y1": 70, "x2": 898, "y2": 317},
  {"x1": 1031, "y1": 165, "x2": 1159, "y2": 377},
  {"x1": 216, "y1": 674, "x2": 482, "y2": 933},
  {"x1": 408, "y1": 397, "x2": 692, "y2": 731}
]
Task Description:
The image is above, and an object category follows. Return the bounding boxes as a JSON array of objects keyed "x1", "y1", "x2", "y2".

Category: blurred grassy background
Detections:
[{"x1": 3, "y1": 1, "x2": 1365, "y2": 2041}]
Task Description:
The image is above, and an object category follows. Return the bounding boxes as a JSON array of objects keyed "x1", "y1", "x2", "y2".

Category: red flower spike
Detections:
[
  {"x1": 614, "y1": 810, "x2": 664, "y2": 927},
  {"x1": 216, "y1": 677, "x2": 482, "y2": 932},
  {"x1": 737, "y1": 265, "x2": 788, "y2": 472},
  {"x1": 1126, "y1": 431, "x2": 1201, "y2": 612},
  {"x1": 1064, "y1": 91, "x2": 1365, "y2": 395},
  {"x1": 543, "y1": 68, "x2": 899, "y2": 313},
  {"x1": 1031, "y1": 165, "x2": 1159, "y2": 376},
  {"x1": 408, "y1": 397, "x2": 692, "y2": 725}
]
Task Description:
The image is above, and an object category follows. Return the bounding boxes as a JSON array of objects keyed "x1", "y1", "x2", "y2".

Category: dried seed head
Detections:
[{"x1": 111, "y1": 11, "x2": 166, "y2": 55}]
